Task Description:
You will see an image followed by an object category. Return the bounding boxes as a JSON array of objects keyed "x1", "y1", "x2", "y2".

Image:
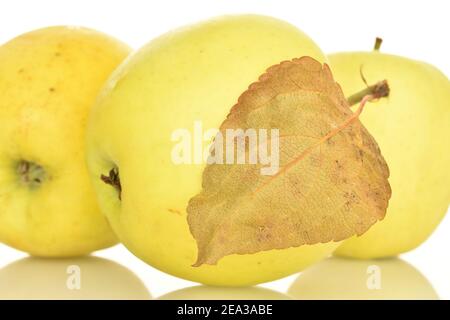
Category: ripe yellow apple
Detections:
[
  {"x1": 288, "y1": 257, "x2": 438, "y2": 300},
  {"x1": 0, "y1": 257, "x2": 151, "y2": 299},
  {"x1": 329, "y1": 47, "x2": 450, "y2": 258},
  {"x1": 86, "y1": 15, "x2": 340, "y2": 286},
  {"x1": 0, "y1": 27, "x2": 131, "y2": 256}
]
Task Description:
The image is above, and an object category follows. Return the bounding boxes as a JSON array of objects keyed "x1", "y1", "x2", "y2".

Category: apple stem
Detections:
[
  {"x1": 17, "y1": 160, "x2": 46, "y2": 188},
  {"x1": 346, "y1": 80, "x2": 390, "y2": 107},
  {"x1": 373, "y1": 37, "x2": 383, "y2": 51},
  {"x1": 101, "y1": 168, "x2": 122, "y2": 200}
]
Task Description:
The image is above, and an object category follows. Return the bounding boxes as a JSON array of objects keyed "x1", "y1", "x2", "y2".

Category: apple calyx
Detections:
[
  {"x1": 346, "y1": 80, "x2": 390, "y2": 107},
  {"x1": 17, "y1": 160, "x2": 46, "y2": 188},
  {"x1": 101, "y1": 168, "x2": 122, "y2": 200}
]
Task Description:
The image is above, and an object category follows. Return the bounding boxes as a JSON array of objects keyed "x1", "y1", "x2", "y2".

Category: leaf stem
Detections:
[{"x1": 346, "y1": 80, "x2": 389, "y2": 106}]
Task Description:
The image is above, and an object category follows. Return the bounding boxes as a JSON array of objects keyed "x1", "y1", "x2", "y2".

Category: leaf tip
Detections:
[{"x1": 191, "y1": 252, "x2": 219, "y2": 268}]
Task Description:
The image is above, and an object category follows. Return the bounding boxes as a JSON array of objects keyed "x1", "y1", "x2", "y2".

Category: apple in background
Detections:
[
  {"x1": 329, "y1": 41, "x2": 450, "y2": 259},
  {"x1": 0, "y1": 27, "x2": 131, "y2": 256},
  {"x1": 86, "y1": 15, "x2": 341, "y2": 286}
]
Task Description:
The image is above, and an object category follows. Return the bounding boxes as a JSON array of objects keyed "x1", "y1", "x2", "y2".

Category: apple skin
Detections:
[
  {"x1": 86, "y1": 15, "x2": 339, "y2": 286},
  {"x1": 0, "y1": 27, "x2": 131, "y2": 256},
  {"x1": 329, "y1": 51, "x2": 450, "y2": 259}
]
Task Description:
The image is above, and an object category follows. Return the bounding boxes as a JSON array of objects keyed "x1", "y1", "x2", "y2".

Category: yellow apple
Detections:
[
  {"x1": 329, "y1": 46, "x2": 450, "y2": 258},
  {"x1": 288, "y1": 257, "x2": 438, "y2": 300},
  {"x1": 0, "y1": 257, "x2": 151, "y2": 299},
  {"x1": 0, "y1": 27, "x2": 131, "y2": 256},
  {"x1": 86, "y1": 15, "x2": 340, "y2": 286}
]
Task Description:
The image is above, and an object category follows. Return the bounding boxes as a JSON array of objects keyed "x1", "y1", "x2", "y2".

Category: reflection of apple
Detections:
[
  {"x1": 0, "y1": 256, "x2": 151, "y2": 299},
  {"x1": 329, "y1": 47, "x2": 450, "y2": 259},
  {"x1": 86, "y1": 15, "x2": 339, "y2": 286},
  {"x1": 288, "y1": 257, "x2": 438, "y2": 300},
  {"x1": 0, "y1": 27, "x2": 130, "y2": 256},
  {"x1": 159, "y1": 285, "x2": 290, "y2": 300}
]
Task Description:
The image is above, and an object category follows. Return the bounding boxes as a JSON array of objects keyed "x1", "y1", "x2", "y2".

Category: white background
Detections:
[{"x1": 0, "y1": 0, "x2": 449, "y2": 300}]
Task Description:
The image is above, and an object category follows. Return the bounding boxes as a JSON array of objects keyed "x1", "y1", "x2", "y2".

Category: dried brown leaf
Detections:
[{"x1": 187, "y1": 56, "x2": 391, "y2": 266}]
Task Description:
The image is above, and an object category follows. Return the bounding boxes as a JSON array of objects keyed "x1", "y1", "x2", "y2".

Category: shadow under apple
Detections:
[
  {"x1": 159, "y1": 285, "x2": 290, "y2": 300},
  {"x1": 287, "y1": 257, "x2": 438, "y2": 300},
  {"x1": 0, "y1": 256, "x2": 151, "y2": 300}
]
